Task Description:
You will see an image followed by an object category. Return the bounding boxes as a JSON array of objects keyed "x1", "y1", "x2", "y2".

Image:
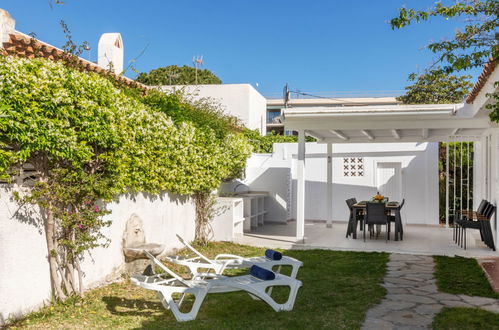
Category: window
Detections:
[{"x1": 266, "y1": 110, "x2": 281, "y2": 124}]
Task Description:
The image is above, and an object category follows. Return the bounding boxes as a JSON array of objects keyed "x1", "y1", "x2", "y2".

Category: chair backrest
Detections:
[
  {"x1": 366, "y1": 202, "x2": 388, "y2": 225},
  {"x1": 477, "y1": 199, "x2": 489, "y2": 214},
  {"x1": 346, "y1": 198, "x2": 356, "y2": 211},
  {"x1": 176, "y1": 234, "x2": 215, "y2": 265},
  {"x1": 483, "y1": 204, "x2": 496, "y2": 219}
]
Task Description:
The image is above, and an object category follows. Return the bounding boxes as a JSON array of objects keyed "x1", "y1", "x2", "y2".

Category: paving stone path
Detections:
[{"x1": 362, "y1": 254, "x2": 499, "y2": 330}]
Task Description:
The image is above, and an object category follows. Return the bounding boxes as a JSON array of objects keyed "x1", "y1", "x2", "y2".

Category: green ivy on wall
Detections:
[{"x1": 0, "y1": 55, "x2": 252, "y2": 300}]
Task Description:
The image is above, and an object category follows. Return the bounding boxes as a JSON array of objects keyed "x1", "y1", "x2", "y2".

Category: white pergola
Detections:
[{"x1": 283, "y1": 103, "x2": 499, "y2": 247}]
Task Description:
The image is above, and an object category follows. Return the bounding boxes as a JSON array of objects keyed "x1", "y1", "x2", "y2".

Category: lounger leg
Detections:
[
  {"x1": 159, "y1": 289, "x2": 208, "y2": 322},
  {"x1": 249, "y1": 280, "x2": 303, "y2": 312}
]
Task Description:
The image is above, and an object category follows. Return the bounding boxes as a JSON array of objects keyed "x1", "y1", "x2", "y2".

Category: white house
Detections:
[{"x1": 160, "y1": 84, "x2": 267, "y2": 135}]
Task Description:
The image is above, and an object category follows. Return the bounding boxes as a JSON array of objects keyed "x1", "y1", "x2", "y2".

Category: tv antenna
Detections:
[{"x1": 192, "y1": 55, "x2": 204, "y2": 84}]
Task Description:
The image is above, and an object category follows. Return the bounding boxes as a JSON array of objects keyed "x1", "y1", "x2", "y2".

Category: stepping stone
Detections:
[
  {"x1": 431, "y1": 293, "x2": 461, "y2": 301},
  {"x1": 441, "y1": 300, "x2": 473, "y2": 307},
  {"x1": 390, "y1": 254, "x2": 424, "y2": 262},
  {"x1": 386, "y1": 294, "x2": 437, "y2": 304},
  {"x1": 414, "y1": 304, "x2": 443, "y2": 315},
  {"x1": 458, "y1": 295, "x2": 499, "y2": 306},
  {"x1": 362, "y1": 318, "x2": 394, "y2": 330},
  {"x1": 382, "y1": 311, "x2": 432, "y2": 327},
  {"x1": 481, "y1": 304, "x2": 499, "y2": 314}
]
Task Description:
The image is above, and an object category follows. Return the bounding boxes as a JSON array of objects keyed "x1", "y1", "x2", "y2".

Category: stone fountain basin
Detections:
[{"x1": 123, "y1": 243, "x2": 165, "y2": 260}]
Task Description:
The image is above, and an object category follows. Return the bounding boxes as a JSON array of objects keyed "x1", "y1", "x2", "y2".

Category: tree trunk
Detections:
[{"x1": 44, "y1": 204, "x2": 66, "y2": 300}]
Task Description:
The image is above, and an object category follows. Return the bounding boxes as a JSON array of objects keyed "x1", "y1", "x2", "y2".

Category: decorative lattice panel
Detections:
[{"x1": 343, "y1": 157, "x2": 364, "y2": 177}]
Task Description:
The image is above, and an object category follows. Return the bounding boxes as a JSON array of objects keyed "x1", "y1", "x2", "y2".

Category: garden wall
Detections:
[{"x1": 0, "y1": 188, "x2": 196, "y2": 325}]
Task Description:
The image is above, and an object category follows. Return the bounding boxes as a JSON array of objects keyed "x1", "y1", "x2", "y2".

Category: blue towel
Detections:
[
  {"x1": 250, "y1": 265, "x2": 275, "y2": 281},
  {"x1": 265, "y1": 249, "x2": 282, "y2": 260}
]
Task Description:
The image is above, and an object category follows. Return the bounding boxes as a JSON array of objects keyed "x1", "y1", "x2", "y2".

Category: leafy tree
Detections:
[
  {"x1": 390, "y1": 0, "x2": 498, "y2": 73},
  {"x1": 136, "y1": 65, "x2": 222, "y2": 85},
  {"x1": 244, "y1": 129, "x2": 315, "y2": 153},
  {"x1": 397, "y1": 68, "x2": 473, "y2": 104},
  {"x1": 390, "y1": 0, "x2": 498, "y2": 122}
]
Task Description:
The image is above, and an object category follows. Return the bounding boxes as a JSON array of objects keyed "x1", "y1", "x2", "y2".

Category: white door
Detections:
[{"x1": 376, "y1": 162, "x2": 402, "y2": 202}]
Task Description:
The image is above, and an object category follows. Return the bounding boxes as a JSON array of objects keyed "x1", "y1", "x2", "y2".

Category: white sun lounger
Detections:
[
  {"x1": 164, "y1": 234, "x2": 303, "y2": 278},
  {"x1": 131, "y1": 251, "x2": 303, "y2": 322}
]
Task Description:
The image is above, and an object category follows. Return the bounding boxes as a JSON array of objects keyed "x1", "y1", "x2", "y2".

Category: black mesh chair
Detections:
[
  {"x1": 346, "y1": 198, "x2": 363, "y2": 238},
  {"x1": 479, "y1": 204, "x2": 496, "y2": 251},
  {"x1": 364, "y1": 202, "x2": 389, "y2": 242},
  {"x1": 456, "y1": 202, "x2": 495, "y2": 250},
  {"x1": 455, "y1": 199, "x2": 488, "y2": 244},
  {"x1": 387, "y1": 199, "x2": 405, "y2": 240}
]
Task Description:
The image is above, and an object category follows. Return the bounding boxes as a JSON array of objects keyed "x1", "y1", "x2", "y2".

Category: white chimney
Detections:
[
  {"x1": 0, "y1": 8, "x2": 15, "y2": 44},
  {"x1": 98, "y1": 33, "x2": 123, "y2": 74}
]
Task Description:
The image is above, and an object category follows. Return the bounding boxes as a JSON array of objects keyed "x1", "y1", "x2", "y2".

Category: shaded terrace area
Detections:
[{"x1": 236, "y1": 221, "x2": 499, "y2": 258}]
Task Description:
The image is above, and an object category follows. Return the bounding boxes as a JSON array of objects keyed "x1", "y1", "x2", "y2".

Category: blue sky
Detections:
[{"x1": 2, "y1": 1, "x2": 481, "y2": 97}]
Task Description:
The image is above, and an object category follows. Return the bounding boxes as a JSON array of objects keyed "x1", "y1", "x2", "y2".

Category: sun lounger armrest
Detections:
[{"x1": 214, "y1": 253, "x2": 244, "y2": 260}]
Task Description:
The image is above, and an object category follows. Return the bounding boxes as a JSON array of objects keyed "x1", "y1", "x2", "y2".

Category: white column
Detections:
[
  {"x1": 490, "y1": 129, "x2": 499, "y2": 250},
  {"x1": 296, "y1": 130, "x2": 306, "y2": 242},
  {"x1": 445, "y1": 143, "x2": 449, "y2": 227},
  {"x1": 326, "y1": 143, "x2": 333, "y2": 228}
]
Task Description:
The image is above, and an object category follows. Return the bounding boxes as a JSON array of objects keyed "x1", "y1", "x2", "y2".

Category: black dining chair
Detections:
[
  {"x1": 455, "y1": 199, "x2": 488, "y2": 244},
  {"x1": 364, "y1": 202, "x2": 389, "y2": 242},
  {"x1": 457, "y1": 202, "x2": 495, "y2": 251},
  {"x1": 387, "y1": 199, "x2": 404, "y2": 240},
  {"x1": 479, "y1": 204, "x2": 496, "y2": 251},
  {"x1": 346, "y1": 198, "x2": 363, "y2": 238}
]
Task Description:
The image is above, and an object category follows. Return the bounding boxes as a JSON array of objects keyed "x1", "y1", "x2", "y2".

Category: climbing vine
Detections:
[{"x1": 0, "y1": 55, "x2": 252, "y2": 300}]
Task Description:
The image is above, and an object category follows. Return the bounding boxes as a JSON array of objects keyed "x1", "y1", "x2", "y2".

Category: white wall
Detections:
[
  {"x1": 0, "y1": 189, "x2": 195, "y2": 325},
  {"x1": 237, "y1": 142, "x2": 439, "y2": 225},
  {"x1": 160, "y1": 84, "x2": 267, "y2": 135}
]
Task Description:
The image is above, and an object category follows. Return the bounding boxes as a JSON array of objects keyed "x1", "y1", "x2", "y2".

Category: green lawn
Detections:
[
  {"x1": 433, "y1": 256, "x2": 499, "y2": 299},
  {"x1": 433, "y1": 307, "x2": 499, "y2": 330},
  {"x1": 9, "y1": 242, "x2": 388, "y2": 329}
]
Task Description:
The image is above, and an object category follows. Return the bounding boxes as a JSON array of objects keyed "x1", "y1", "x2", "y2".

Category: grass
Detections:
[
  {"x1": 432, "y1": 307, "x2": 499, "y2": 330},
  {"x1": 433, "y1": 256, "x2": 499, "y2": 299},
  {"x1": 8, "y1": 242, "x2": 388, "y2": 329}
]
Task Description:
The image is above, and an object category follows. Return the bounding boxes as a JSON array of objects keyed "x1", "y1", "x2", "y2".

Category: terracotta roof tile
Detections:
[
  {"x1": 466, "y1": 58, "x2": 498, "y2": 104},
  {"x1": 1, "y1": 33, "x2": 148, "y2": 91}
]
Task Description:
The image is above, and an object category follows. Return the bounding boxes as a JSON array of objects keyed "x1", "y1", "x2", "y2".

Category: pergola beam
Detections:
[
  {"x1": 361, "y1": 130, "x2": 374, "y2": 141},
  {"x1": 330, "y1": 130, "x2": 349, "y2": 141},
  {"x1": 305, "y1": 130, "x2": 324, "y2": 142},
  {"x1": 391, "y1": 129, "x2": 400, "y2": 140}
]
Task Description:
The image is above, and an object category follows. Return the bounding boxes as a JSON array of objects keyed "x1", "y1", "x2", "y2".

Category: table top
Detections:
[{"x1": 353, "y1": 201, "x2": 400, "y2": 209}]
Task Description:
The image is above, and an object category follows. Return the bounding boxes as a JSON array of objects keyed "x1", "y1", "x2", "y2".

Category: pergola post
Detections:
[
  {"x1": 445, "y1": 143, "x2": 449, "y2": 227},
  {"x1": 296, "y1": 129, "x2": 306, "y2": 242},
  {"x1": 326, "y1": 142, "x2": 333, "y2": 228}
]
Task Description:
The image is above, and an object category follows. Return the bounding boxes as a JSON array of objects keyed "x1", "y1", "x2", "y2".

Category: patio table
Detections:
[{"x1": 348, "y1": 201, "x2": 403, "y2": 241}]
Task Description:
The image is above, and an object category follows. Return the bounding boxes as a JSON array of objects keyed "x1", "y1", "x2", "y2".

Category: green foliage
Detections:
[
  {"x1": 390, "y1": 0, "x2": 498, "y2": 73},
  {"x1": 397, "y1": 69, "x2": 473, "y2": 104},
  {"x1": 0, "y1": 55, "x2": 252, "y2": 298},
  {"x1": 485, "y1": 81, "x2": 499, "y2": 122},
  {"x1": 136, "y1": 65, "x2": 222, "y2": 86},
  {"x1": 141, "y1": 89, "x2": 241, "y2": 139},
  {"x1": 244, "y1": 129, "x2": 316, "y2": 153}
]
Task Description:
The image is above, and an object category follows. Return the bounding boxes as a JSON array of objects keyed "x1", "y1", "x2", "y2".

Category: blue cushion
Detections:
[
  {"x1": 265, "y1": 249, "x2": 282, "y2": 260},
  {"x1": 250, "y1": 265, "x2": 275, "y2": 281}
]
